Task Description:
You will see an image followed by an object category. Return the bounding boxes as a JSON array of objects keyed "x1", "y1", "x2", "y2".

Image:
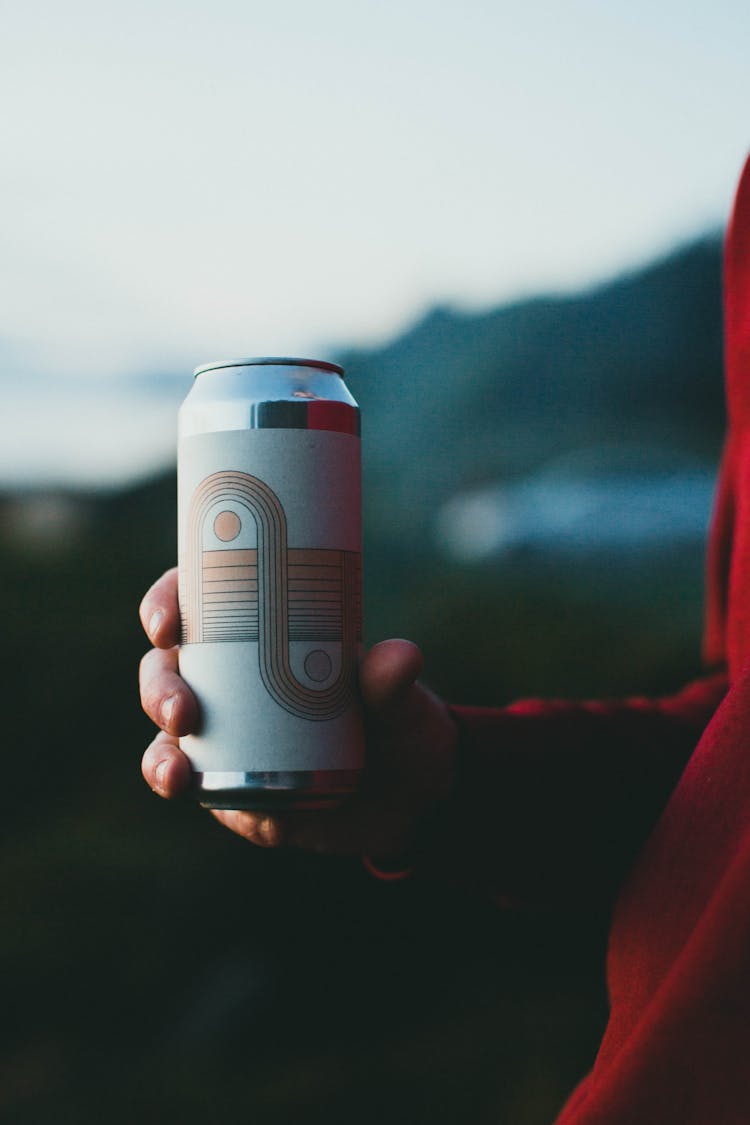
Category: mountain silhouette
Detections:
[{"x1": 340, "y1": 236, "x2": 724, "y2": 544}]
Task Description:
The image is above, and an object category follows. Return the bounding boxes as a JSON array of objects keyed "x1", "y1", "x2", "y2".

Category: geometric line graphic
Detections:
[{"x1": 182, "y1": 470, "x2": 361, "y2": 720}]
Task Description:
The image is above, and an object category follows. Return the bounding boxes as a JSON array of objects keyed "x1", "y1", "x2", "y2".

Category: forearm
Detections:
[{"x1": 422, "y1": 671, "x2": 728, "y2": 906}]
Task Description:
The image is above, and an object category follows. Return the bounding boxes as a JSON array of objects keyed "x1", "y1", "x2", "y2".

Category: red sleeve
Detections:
[{"x1": 415, "y1": 672, "x2": 728, "y2": 907}]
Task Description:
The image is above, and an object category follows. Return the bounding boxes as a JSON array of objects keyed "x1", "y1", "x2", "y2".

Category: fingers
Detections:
[
  {"x1": 359, "y1": 639, "x2": 423, "y2": 713},
  {"x1": 210, "y1": 809, "x2": 287, "y2": 848},
  {"x1": 139, "y1": 573, "x2": 197, "y2": 801},
  {"x1": 210, "y1": 805, "x2": 368, "y2": 854},
  {"x1": 139, "y1": 645, "x2": 199, "y2": 736},
  {"x1": 143, "y1": 634, "x2": 426, "y2": 857},
  {"x1": 139, "y1": 567, "x2": 180, "y2": 649},
  {"x1": 142, "y1": 731, "x2": 192, "y2": 798}
]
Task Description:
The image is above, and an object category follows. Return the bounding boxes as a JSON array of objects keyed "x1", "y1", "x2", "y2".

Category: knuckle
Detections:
[
  {"x1": 140, "y1": 687, "x2": 163, "y2": 722},
  {"x1": 139, "y1": 673, "x2": 168, "y2": 722}
]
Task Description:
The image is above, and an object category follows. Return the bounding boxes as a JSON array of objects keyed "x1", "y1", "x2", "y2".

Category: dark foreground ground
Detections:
[{"x1": 1, "y1": 464, "x2": 713, "y2": 1125}]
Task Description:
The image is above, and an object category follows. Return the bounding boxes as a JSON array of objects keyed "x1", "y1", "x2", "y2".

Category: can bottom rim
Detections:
[{"x1": 192, "y1": 769, "x2": 360, "y2": 811}]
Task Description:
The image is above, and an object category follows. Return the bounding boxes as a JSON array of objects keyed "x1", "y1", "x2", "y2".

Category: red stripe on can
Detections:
[{"x1": 306, "y1": 401, "x2": 360, "y2": 435}]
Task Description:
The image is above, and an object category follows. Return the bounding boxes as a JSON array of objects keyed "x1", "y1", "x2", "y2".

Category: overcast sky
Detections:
[{"x1": 1, "y1": 0, "x2": 749, "y2": 380}]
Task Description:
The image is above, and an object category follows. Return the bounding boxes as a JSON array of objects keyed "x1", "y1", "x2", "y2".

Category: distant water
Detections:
[
  {"x1": 0, "y1": 378, "x2": 185, "y2": 490},
  {"x1": 437, "y1": 467, "x2": 717, "y2": 561}
]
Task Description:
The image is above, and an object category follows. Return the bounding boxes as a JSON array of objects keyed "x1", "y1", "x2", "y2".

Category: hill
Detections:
[{"x1": 341, "y1": 236, "x2": 724, "y2": 546}]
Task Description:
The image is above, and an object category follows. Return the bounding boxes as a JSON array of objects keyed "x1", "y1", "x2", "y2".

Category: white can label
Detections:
[{"x1": 177, "y1": 428, "x2": 363, "y2": 773}]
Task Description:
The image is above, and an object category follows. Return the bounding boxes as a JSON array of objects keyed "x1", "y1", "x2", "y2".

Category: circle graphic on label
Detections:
[
  {"x1": 213, "y1": 510, "x2": 242, "y2": 542},
  {"x1": 304, "y1": 649, "x2": 333, "y2": 683}
]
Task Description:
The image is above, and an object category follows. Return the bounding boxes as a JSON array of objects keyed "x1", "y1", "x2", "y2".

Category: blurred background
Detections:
[{"x1": 1, "y1": 2, "x2": 749, "y2": 1122}]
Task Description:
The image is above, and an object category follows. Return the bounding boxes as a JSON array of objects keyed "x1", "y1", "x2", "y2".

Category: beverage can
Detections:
[{"x1": 177, "y1": 357, "x2": 364, "y2": 809}]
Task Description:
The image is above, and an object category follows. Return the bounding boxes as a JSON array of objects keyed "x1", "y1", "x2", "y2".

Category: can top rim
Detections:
[{"x1": 194, "y1": 356, "x2": 345, "y2": 378}]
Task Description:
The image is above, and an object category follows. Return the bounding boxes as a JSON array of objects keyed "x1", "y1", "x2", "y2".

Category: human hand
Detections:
[{"x1": 139, "y1": 568, "x2": 458, "y2": 860}]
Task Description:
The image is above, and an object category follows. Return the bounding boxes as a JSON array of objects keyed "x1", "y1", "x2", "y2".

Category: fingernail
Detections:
[
  {"x1": 161, "y1": 694, "x2": 178, "y2": 727},
  {"x1": 148, "y1": 610, "x2": 164, "y2": 640},
  {"x1": 155, "y1": 759, "x2": 169, "y2": 791}
]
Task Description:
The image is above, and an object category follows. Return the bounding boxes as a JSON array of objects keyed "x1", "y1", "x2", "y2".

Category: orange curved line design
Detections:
[{"x1": 184, "y1": 471, "x2": 359, "y2": 721}]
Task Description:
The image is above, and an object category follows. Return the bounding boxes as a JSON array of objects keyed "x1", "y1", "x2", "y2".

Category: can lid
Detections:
[{"x1": 194, "y1": 356, "x2": 345, "y2": 377}]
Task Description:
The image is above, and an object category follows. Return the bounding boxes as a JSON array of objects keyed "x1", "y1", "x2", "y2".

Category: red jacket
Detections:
[{"x1": 451, "y1": 155, "x2": 750, "y2": 1124}]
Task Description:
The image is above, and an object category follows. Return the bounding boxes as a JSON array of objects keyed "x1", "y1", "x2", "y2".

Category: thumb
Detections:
[{"x1": 359, "y1": 639, "x2": 424, "y2": 716}]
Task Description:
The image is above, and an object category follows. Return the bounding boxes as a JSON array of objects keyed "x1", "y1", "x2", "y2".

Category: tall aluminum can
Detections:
[{"x1": 177, "y1": 357, "x2": 364, "y2": 810}]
